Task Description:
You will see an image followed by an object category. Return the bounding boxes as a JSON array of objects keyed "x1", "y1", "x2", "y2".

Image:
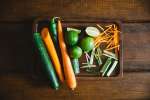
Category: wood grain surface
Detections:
[{"x1": 0, "y1": 0, "x2": 150, "y2": 100}]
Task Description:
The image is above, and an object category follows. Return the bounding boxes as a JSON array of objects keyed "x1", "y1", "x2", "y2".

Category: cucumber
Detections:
[
  {"x1": 71, "y1": 58, "x2": 80, "y2": 74},
  {"x1": 100, "y1": 58, "x2": 112, "y2": 77},
  {"x1": 33, "y1": 32, "x2": 59, "y2": 90}
]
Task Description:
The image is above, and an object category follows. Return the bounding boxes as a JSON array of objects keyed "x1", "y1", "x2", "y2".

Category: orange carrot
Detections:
[
  {"x1": 41, "y1": 27, "x2": 64, "y2": 82},
  {"x1": 113, "y1": 26, "x2": 119, "y2": 57},
  {"x1": 105, "y1": 45, "x2": 120, "y2": 51},
  {"x1": 57, "y1": 19, "x2": 77, "y2": 90}
]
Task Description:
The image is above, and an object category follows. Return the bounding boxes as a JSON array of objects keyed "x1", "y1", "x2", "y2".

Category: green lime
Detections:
[
  {"x1": 70, "y1": 46, "x2": 82, "y2": 58},
  {"x1": 65, "y1": 30, "x2": 79, "y2": 46},
  {"x1": 80, "y1": 36, "x2": 94, "y2": 52}
]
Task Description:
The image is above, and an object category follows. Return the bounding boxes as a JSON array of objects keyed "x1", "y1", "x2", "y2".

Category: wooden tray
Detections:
[{"x1": 33, "y1": 17, "x2": 123, "y2": 80}]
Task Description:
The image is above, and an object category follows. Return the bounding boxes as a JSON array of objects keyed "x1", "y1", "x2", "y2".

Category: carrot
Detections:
[
  {"x1": 113, "y1": 26, "x2": 119, "y2": 57},
  {"x1": 105, "y1": 45, "x2": 120, "y2": 51},
  {"x1": 41, "y1": 27, "x2": 64, "y2": 82},
  {"x1": 57, "y1": 19, "x2": 77, "y2": 90}
]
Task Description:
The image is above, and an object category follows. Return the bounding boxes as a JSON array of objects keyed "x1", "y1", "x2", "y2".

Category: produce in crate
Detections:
[{"x1": 33, "y1": 17, "x2": 121, "y2": 90}]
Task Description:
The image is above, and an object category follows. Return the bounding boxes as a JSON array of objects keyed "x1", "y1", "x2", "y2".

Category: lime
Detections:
[
  {"x1": 80, "y1": 36, "x2": 94, "y2": 52},
  {"x1": 65, "y1": 30, "x2": 79, "y2": 46},
  {"x1": 70, "y1": 46, "x2": 82, "y2": 58},
  {"x1": 85, "y1": 27, "x2": 100, "y2": 37}
]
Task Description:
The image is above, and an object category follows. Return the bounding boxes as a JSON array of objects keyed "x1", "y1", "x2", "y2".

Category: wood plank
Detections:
[
  {"x1": 123, "y1": 23, "x2": 150, "y2": 72},
  {"x1": 0, "y1": 0, "x2": 150, "y2": 22},
  {"x1": 0, "y1": 22, "x2": 34, "y2": 73},
  {"x1": 0, "y1": 72, "x2": 150, "y2": 100}
]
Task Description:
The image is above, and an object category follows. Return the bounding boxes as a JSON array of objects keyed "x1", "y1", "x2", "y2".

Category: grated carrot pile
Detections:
[{"x1": 94, "y1": 24, "x2": 120, "y2": 54}]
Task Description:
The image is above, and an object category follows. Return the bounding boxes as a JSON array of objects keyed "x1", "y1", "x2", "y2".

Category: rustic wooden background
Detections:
[{"x1": 0, "y1": 0, "x2": 150, "y2": 100}]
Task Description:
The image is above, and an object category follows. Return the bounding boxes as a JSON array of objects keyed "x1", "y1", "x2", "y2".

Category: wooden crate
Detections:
[{"x1": 33, "y1": 17, "x2": 123, "y2": 80}]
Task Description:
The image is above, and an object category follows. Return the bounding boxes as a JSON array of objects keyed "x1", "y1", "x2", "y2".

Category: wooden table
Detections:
[{"x1": 0, "y1": 0, "x2": 150, "y2": 100}]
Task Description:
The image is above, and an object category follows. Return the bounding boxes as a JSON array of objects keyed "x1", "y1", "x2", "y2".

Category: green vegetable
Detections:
[
  {"x1": 49, "y1": 17, "x2": 61, "y2": 61},
  {"x1": 100, "y1": 58, "x2": 112, "y2": 76},
  {"x1": 95, "y1": 47, "x2": 103, "y2": 65},
  {"x1": 106, "y1": 60, "x2": 118, "y2": 76},
  {"x1": 103, "y1": 50, "x2": 118, "y2": 60},
  {"x1": 65, "y1": 30, "x2": 79, "y2": 46},
  {"x1": 70, "y1": 46, "x2": 82, "y2": 58},
  {"x1": 71, "y1": 58, "x2": 80, "y2": 74},
  {"x1": 90, "y1": 48, "x2": 95, "y2": 65},
  {"x1": 80, "y1": 36, "x2": 94, "y2": 52},
  {"x1": 69, "y1": 46, "x2": 82, "y2": 74},
  {"x1": 50, "y1": 17, "x2": 57, "y2": 42},
  {"x1": 33, "y1": 32, "x2": 59, "y2": 90}
]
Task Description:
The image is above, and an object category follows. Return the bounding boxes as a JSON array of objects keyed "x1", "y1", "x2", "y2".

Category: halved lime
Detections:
[{"x1": 85, "y1": 27, "x2": 100, "y2": 37}]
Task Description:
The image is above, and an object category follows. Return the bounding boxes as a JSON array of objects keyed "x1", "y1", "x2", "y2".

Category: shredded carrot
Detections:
[
  {"x1": 113, "y1": 26, "x2": 119, "y2": 57},
  {"x1": 94, "y1": 34, "x2": 112, "y2": 44},
  {"x1": 105, "y1": 45, "x2": 120, "y2": 51},
  {"x1": 107, "y1": 37, "x2": 113, "y2": 44},
  {"x1": 106, "y1": 41, "x2": 113, "y2": 49},
  {"x1": 94, "y1": 23, "x2": 120, "y2": 58}
]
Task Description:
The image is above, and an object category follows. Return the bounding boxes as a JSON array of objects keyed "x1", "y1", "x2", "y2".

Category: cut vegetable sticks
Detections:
[
  {"x1": 107, "y1": 60, "x2": 118, "y2": 76},
  {"x1": 100, "y1": 58, "x2": 112, "y2": 76}
]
